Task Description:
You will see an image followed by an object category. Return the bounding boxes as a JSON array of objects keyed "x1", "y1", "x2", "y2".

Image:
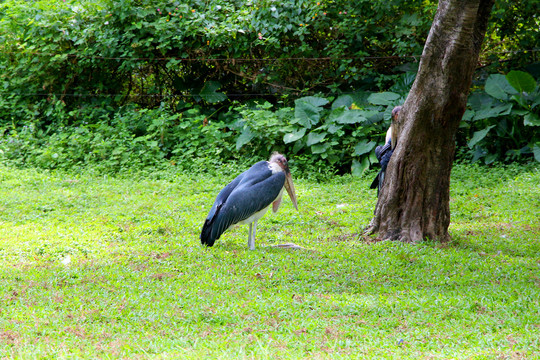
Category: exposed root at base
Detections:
[
  {"x1": 270, "y1": 243, "x2": 314, "y2": 251},
  {"x1": 361, "y1": 217, "x2": 379, "y2": 238}
]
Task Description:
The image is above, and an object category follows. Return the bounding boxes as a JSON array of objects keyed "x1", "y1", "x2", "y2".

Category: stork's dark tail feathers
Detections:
[
  {"x1": 369, "y1": 173, "x2": 380, "y2": 190},
  {"x1": 200, "y1": 219, "x2": 216, "y2": 247},
  {"x1": 201, "y1": 203, "x2": 227, "y2": 247}
]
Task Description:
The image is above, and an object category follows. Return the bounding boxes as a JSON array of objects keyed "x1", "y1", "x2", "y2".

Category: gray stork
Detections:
[
  {"x1": 200, "y1": 153, "x2": 298, "y2": 250},
  {"x1": 370, "y1": 106, "x2": 402, "y2": 196}
]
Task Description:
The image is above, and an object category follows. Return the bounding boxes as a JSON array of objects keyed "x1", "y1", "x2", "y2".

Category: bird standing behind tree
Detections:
[{"x1": 370, "y1": 106, "x2": 402, "y2": 196}]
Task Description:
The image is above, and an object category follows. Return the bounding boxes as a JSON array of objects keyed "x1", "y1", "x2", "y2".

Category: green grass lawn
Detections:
[{"x1": 0, "y1": 163, "x2": 539, "y2": 359}]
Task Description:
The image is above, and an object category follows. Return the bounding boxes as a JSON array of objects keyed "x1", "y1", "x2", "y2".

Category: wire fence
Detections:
[
  {"x1": 0, "y1": 48, "x2": 537, "y2": 61},
  {"x1": 0, "y1": 49, "x2": 418, "y2": 98},
  {"x1": 0, "y1": 48, "x2": 537, "y2": 99},
  {"x1": 0, "y1": 49, "x2": 423, "y2": 61},
  {"x1": 0, "y1": 49, "x2": 540, "y2": 62},
  {"x1": 0, "y1": 92, "x2": 304, "y2": 98}
]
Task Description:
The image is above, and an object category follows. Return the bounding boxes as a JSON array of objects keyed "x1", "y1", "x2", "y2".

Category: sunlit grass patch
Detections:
[{"x1": 0, "y1": 163, "x2": 539, "y2": 358}]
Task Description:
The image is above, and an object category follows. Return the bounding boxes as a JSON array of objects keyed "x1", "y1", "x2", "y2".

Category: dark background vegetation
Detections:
[{"x1": 0, "y1": 0, "x2": 538, "y2": 176}]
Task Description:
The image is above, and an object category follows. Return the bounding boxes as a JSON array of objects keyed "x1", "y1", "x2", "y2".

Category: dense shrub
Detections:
[
  {"x1": 1, "y1": 0, "x2": 536, "y2": 116},
  {"x1": 460, "y1": 71, "x2": 540, "y2": 164},
  {"x1": 0, "y1": 0, "x2": 434, "y2": 116},
  {"x1": 0, "y1": 0, "x2": 538, "y2": 174},
  {"x1": 2, "y1": 69, "x2": 537, "y2": 175}
]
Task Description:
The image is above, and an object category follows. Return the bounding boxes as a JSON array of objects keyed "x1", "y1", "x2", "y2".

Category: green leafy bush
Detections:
[
  {"x1": 1, "y1": 71, "x2": 538, "y2": 176},
  {"x1": 0, "y1": 0, "x2": 432, "y2": 122},
  {"x1": 4, "y1": 0, "x2": 534, "y2": 124},
  {"x1": 0, "y1": 0, "x2": 538, "y2": 174},
  {"x1": 1, "y1": 106, "x2": 169, "y2": 171},
  {"x1": 280, "y1": 92, "x2": 404, "y2": 175},
  {"x1": 460, "y1": 70, "x2": 539, "y2": 164}
]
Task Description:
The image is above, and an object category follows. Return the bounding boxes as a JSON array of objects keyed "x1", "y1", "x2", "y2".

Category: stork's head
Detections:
[
  {"x1": 391, "y1": 105, "x2": 402, "y2": 121},
  {"x1": 269, "y1": 153, "x2": 298, "y2": 210}
]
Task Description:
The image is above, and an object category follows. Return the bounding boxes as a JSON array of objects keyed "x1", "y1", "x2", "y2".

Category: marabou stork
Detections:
[
  {"x1": 200, "y1": 153, "x2": 298, "y2": 250},
  {"x1": 370, "y1": 106, "x2": 402, "y2": 196}
]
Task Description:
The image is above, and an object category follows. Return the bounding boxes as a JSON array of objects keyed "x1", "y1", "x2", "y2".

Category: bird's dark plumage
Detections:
[
  {"x1": 370, "y1": 139, "x2": 393, "y2": 194},
  {"x1": 201, "y1": 155, "x2": 296, "y2": 248},
  {"x1": 370, "y1": 105, "x2": 401, "y2": 196}
]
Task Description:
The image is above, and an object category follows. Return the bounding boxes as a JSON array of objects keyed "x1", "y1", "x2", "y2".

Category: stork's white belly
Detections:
[
  {"x1": 238, "y1": 206, "x2": 271, "y2": 225},
  {"x1": 238, "y1": 187, "x2": 284, "y2": 225}
]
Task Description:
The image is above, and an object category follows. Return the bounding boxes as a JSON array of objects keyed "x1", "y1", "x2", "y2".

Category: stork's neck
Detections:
[{"x1": 268, "y1": 161, "x2": 284, "y2": 174}]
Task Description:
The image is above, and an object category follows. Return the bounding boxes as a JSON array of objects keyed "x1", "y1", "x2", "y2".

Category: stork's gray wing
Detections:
[
  {"x1": 211, "y1": 172, "x2": 285, "y2": 239},
  {"x1": 375, "y1": 140, "x2": 392, "y2": 162}
]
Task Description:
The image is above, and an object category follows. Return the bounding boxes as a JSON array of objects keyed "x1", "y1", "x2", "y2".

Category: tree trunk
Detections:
[{"x1": 366, "y1": 0, "x2": 495, "y2": 242}]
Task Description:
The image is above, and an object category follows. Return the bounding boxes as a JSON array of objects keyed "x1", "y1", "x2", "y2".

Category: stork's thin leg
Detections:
[
  {"x1": 248, "y1": 220, "x2": 257, "y2": 250},
  {"x1": 248, "y1": 223, "x2": 253, "y2": 249},
  {"x1": 252, "y1": 220, "x2": 258, "y2": 246}
]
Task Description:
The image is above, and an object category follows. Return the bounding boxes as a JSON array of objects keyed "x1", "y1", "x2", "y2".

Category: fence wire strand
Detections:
[
  {"x1": 0, "y1": 48, "x2": 536, "y2": 62},
  {"x1": 0, "y1": 48, "x2": 537, "y2": 99}
]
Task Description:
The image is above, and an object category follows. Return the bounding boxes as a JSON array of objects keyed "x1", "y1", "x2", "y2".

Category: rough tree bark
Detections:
[{"x1": 366, "y1": 0, "x2": 495, "y2": 242}]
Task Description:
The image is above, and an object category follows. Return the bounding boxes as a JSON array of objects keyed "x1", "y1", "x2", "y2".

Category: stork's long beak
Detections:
[
  {"x1": 284, "y1": 172, "x2": 298, "y2": 211},
  {"x1": 390, "y1": 106, "x2": 402, "y2": 149},
  {"x1": 391, "y1": 128, "x2": 397, "y2": 149},
  {"x1": 385, "y1": 124, "x2": 393, "y2": 145}
]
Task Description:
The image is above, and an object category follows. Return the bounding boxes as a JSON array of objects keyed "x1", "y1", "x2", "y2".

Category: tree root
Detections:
[{"x1": 270, "y1": 243, "x2": 316, "y2": 251}]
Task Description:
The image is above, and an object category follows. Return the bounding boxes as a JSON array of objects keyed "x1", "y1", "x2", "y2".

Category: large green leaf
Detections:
[
  {"x1": 468, "y1": 125, "x2": 495, "y2": 148},
  {"x1": 468, "y1": 92, "x2": 494, "y2": 111},
  {"x1": 283, "y1": 128, "x2": 306, "y2": 144},
  {"x1": 327, "y1": 123, "x2": 342, "y2": 134},
  {"x1": 533, "y1": 143, "x2": 540, "y2": 162},
  {"x1": 532, "y1": 96, "x2": 540, "y2": 110},
  {"x1": 354, "y1": 140, "x2": 376, "y2": 156},
  {"x1": 484, "y1": 153, "x2": 498, "y2": 165},
  {"x1": 462, "y1": 109, "x2": 475, "y2": 121},
  {"x1": 484, "y1": 74, "x2": 515, "y2": 100},
  {"x1": 296, "y1": 96, "x2": 330, "y2": 108},
  {"x1": 506, "y1": 70, "x2": 537, "y2": 94},
  {"x1": 199, "y1": 81, "x2": 227, "y2": 103},
  {"x1": 351, "y1": 157, "x2": 370, "y2": 176},
  {"x1": 328, "y1": 107, "x2": 345, "y2": 121},
  {"x1": 292, "y1": 141, "x2": 304, "y2": 153},
  {"x1": 235, "y1": 127, "x2": 255, "y2": 150},
  {"x1": 367, "y1": 92, "x2": 400, "y2": 105},
  {"x1": 331, "y1": 95, "x2": 353, "y2": 109},
  {"x1": 472, "y1": 146, "x2": 487, "y2": 162},
  {"x1": 524, "y1": 112, "x2": 540, "y2": 126},
  {"x1": 473, "y1": 103, "x2": 512, "y2": 121},
  {"x1": 306, "y1": 131, "x2": 327, "y2": 146},
  {"x1": 294, "y1": 97, "x2": 327, "y2": 128},
  {"x1": 329, "y1": 108, "x2": 367, "y2": 124},
  {"x1": 357, "y1": 109, "x2": 382, "y2": 121},
  {"x1": 310, "y1": 143, "x2": 330, "y2": 154}
]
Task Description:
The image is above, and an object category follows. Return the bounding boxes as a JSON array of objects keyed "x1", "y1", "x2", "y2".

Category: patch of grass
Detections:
[{"x1": 0, "y1": 163, "x2": 539, "y2": 359}]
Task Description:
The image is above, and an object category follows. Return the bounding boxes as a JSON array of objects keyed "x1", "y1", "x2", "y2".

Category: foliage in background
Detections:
[
  {"x1": 0, "y1": 0, "x2": 435, "y2": 116},
  {"x1": 484, "y1": 1, "x2": 539, "y2": 73},
  {"x1": 0, "y1": 0, "x2": 538, "y2": 174},
  {"x1": 0, "y1": 0, "x2": 537, "y2": 114},
  {"x1": 1, "y1": 69, "x2": 537, "y2": 175},
  {"x1": 459, "y1": 70, "x2": 540, "y2": 164}
]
